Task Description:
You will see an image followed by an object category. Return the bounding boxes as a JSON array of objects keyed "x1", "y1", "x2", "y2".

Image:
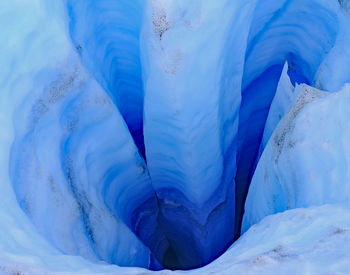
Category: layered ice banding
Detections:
[{"x1": 1, "y1": 0, "x2": 350, "y2": 273}]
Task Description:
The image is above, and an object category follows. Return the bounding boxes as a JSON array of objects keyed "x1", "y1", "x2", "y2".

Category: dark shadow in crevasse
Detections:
[
  {"x1": 234, "y1": 55, "x2": 312, "y2": 240},
  {"x1": 163, "y1": 245, "x2": 181, "y2": 270}
]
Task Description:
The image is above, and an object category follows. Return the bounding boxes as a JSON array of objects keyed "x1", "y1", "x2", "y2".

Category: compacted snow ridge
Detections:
[{"x1": 1, "y1": 0, "x2": 350, "y2": 274}]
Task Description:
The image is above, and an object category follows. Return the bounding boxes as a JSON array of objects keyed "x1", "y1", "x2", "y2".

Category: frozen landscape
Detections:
[{"x1": 1, "y1": 0, "x2": 350, "y2": 274}]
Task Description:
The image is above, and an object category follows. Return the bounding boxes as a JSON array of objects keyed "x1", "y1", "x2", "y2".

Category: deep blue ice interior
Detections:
[{"x1": 9, "y1": 0, "x2": 343, "y2": 271}]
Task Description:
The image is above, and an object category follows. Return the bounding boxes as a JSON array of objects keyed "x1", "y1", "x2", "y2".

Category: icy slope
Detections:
[
  {"x1": 243, "y1": 83, "x2": 350, "y2": 232},
  {"x1": 1, "y1": 0, "x2": 160, "y2": 268},
  {"x1": 234, "y1": 0, "x2": 350, "y2": 235},
  {"x1": 191, "y1": 204, "x2": 350, "y2": 275}
]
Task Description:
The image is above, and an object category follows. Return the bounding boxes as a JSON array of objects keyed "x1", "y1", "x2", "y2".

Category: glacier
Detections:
[{"x1": 1, "y1": 0, "x2": 350, "y2": 274}]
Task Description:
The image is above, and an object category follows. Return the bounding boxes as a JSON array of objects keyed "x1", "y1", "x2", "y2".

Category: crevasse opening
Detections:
[
  {"x1": 234, "y1": 0, "x2": 339, "y2": 238},
  {"x1": 7, "y1": 0, "x2": 343, "y2": 272}
]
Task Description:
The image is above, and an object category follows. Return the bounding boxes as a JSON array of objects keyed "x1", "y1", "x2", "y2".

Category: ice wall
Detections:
[
  {"x1": 1, "y1": 0, "x2": 350, "y2": 273},
  {"x1": 234, "y1": 0, "x2": 343, "y2": 236},
  {"x1": 65, "y1": 0, "x2": 255, "y2": 269},
  {"x1": 2, "y1": 0, "x2": 165, "y2": 269},
  {"x1": 242, "y1": 0, "x2": 350, "y2": 233},
  {"x1": 3, "y1": 0, "x2": 253, "y2": 270},
  {"x1": 242, "y1": 84, "x2": 350, "y2": 232},
  {"x1": 140, "y1": 0, "x2": 255, "y2": 268},
  {"x1": 67, "y1": 0, "x2": 146, "y2": 158}
]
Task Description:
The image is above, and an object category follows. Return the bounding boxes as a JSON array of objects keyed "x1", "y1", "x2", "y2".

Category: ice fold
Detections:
[
  {"x1": 140, "y1": 0, "x2": 254, "y2": 268},
  {"x1": 1, "y1": 0, "x2": 350, "y2": 273},
  {"x1": 243, "y1": 83, "x2": 350, "y2": 233},
  {"x1": 2, "y1": 0, "x2": 160, "y2": 268}
]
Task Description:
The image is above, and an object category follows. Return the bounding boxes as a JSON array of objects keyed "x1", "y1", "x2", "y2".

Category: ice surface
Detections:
[
  {"x1": 1, "y1": 0, "x2": 350, "y2": 273},
  {"x1": 235, "y1": 0, "x2": 345, "y2": 235},
  {"x1": 140, "y1": 0, "x2": 253, "y2": 268},
  {"x1": 1, "y1": 204, "x2": 350, "y2": 274},
  {"x1": 1, "y1": 0, "x2": 157, "y2": 268},
  {"x1": 242, "y1": 83, "x2": 350, "y2": 233},
  {"x1": 67, "y1": 0, "x2": 146, "y2": 157},
  {"x1": 260, "y1": 62, "x2": 296, "y2": 151}
]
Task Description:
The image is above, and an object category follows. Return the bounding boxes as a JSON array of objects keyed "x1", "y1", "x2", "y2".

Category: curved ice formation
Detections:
[
  {"x1": 235, "y1": 0, "x2": 343, "y2": 236},
  {"x1": 242, "y1": 1, "x2": 350, "y2": 234},
  {"x1": 4, "y1": 0, "x2": 161, "y2": 268},
  {"x1": 242, "y1": 83, "x2": 350, "y2": 232},
  {"x1": 67, "y1": 0, "x2": 146, "y2": 157},
  {"x1": 1, "y1": 0, "x2": 350, "y2": 273},
  {"x1": 139, "y1": 1, "x2": 252, "y2": 268}
]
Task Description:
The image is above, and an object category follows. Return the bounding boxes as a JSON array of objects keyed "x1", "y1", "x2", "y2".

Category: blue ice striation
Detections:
[{"x1": 1, "y1": 0, "x2": 350, "y2": 274}]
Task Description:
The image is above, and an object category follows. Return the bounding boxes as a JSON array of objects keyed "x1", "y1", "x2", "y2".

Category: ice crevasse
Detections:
[{"x1": 1, "y1": 0, "x2": 350, "y2": 274}]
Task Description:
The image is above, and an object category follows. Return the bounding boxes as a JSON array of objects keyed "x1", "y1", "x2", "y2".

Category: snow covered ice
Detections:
[{"x1": 1, "y1": 0, "x2": 350, "y2": 274}]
